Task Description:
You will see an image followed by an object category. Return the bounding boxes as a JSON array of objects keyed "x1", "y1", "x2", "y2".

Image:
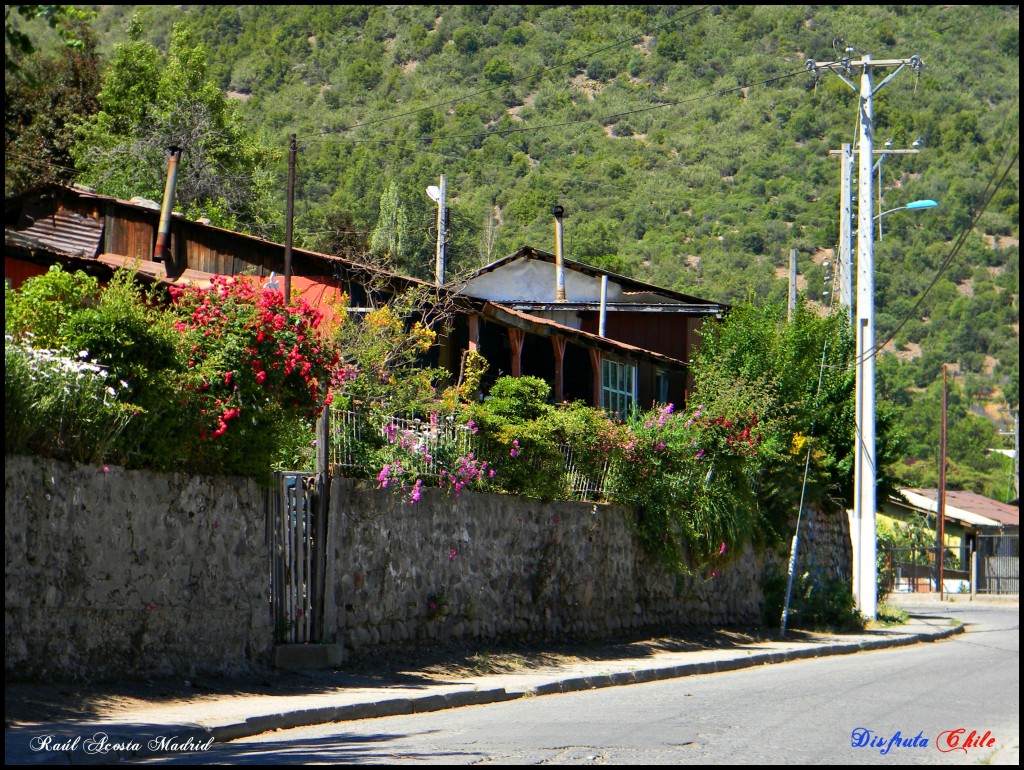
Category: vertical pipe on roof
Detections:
[
  {"x1": 153, "y1": 146, "x2": 182, "y2": 263},
  {"x1": 599, "y1": 275, "x2": 608, "y2": 337},
  {"x1": 553, "y1": 205, "x2": 567, "y2": 302}
]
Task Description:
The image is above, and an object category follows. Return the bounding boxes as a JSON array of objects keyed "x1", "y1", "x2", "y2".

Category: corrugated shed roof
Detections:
[
  {"x1": 6, "y1": 205, "x2": 103, "y2": 259},
  {"x1": 899, "y1": 488, "x2": 1019, "y2": 528},
  {"x1": 470, "y1": 247, "x2": 727, "y2": 309}
]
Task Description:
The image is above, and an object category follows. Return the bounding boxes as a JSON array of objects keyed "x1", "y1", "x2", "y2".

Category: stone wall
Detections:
[
  {"x1": 5, "y1": 457, "x2": 853, "y2": 680},
  {"x1": 4, "y1": 456, "x2": 273, "y2": 681},
  {"x1": 328, "y1": 478, "x2": 790, "y2": 656}
]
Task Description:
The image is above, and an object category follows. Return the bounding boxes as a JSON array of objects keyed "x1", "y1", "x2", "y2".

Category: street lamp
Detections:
[
  {"x1": 875, "y1": 198, "x2": 939, "y2": 222},
  {"x1": 427, "y1": 176, "x2": 447, "y2": 285}
]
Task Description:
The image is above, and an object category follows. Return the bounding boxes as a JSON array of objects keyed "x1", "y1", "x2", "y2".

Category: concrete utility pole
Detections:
[
  {"x1": 938, "y1": 365, "x2": 948, "y2": 599},
  {"x1": 808, "y1": 50, "x2": 924, "y2": 620},
  {"x1": 998, "y1": 408, "x2": 1020, "y2": 501}
]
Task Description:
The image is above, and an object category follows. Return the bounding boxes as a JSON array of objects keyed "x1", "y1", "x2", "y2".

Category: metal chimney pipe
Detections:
[
  {"x1": 553, "y1": 204, "x2": 566, "y2": 302},
  {"x1": 599, "y1": 275, "x2": 608, "y2": 337},
  {"x1": 153, "y1": 146, "x2": 182, "y2": 263}
]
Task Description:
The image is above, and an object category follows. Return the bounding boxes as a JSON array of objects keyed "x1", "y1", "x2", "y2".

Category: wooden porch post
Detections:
[
  {"x1": 551, "y1": 335, "x2": 567, "y2": 402},
  {"x1": 468, "y1": 313, "x2": 480, "y2": 353},
  {"x1": 508, "y1": 327, "x2": 525, "y2": 378},
  {"x1": 589, "y1": 348, "x2": 602, "y2": 409}
]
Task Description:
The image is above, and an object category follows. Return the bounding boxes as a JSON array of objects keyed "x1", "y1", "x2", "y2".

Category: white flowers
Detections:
[{"x1": 6, "y1": 335, "x2": 124, "y2": 402}]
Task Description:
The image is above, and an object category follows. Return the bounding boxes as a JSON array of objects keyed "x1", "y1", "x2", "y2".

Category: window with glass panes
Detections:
[{"x1": 602, "y1": 359, "x2": 636, "y2": 419}]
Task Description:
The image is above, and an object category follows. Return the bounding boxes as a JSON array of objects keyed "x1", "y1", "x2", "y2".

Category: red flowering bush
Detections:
[{"x1": 168, "y1": 275, "x2": 348, "y2": 474}]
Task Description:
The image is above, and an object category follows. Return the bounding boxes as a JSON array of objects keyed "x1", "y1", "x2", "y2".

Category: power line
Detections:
[{"x1": 865, "y1": 144, "x2": 1019, "y2": 364}]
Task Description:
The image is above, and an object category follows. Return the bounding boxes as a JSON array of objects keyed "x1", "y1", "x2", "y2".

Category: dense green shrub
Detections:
[{"x1": 763, "y1": 568, "x2": 864, "y2": 632}]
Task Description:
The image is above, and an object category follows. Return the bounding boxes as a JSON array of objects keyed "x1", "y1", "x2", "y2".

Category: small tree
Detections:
[{"x1": 71, "y1": 19, "x2": 278, "y2": 234}]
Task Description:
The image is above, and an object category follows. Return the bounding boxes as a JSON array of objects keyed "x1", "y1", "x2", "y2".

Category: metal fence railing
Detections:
[
  {"x1": 326, "y1": 408, "x2": 611, "y2": 502},
  {"x1": 879, "y1": 536, "x2": 1019, "y2": 596}
]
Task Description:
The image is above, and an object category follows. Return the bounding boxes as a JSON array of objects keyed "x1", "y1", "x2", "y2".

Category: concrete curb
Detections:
[
  {"x1": 205, "y1": 624, "x2": 965, "y2": 741},
  {"x1": 7, "y1": 623, "x2": 966, "y2": 764}
]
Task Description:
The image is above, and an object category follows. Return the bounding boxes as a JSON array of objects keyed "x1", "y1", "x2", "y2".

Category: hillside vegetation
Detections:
[{"x1": 5, "y1": 4, "x2": 1019, "y2": 499}]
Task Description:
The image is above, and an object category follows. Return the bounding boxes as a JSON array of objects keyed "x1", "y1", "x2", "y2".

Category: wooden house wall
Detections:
[
  {"x1": 579, "y1": 311, "x2": 693, "y2": 362},
  {"x1": 103, "y1": 204, "x2": 156, "y2": 262}
]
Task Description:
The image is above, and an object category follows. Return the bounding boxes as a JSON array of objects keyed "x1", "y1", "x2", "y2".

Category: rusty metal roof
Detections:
[
  {"x1": 6, "y1": 204, "x2": 103, "y2": 259},
  {"x1": 901, "y1": 488, "x2": 1019, "y2": 528}
]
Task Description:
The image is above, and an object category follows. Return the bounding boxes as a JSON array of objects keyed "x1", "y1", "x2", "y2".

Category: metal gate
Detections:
[
  {"x1": 975, "y1": 535, "x2": 1019, "y2": 595},
  {"x1": 266, "y1": 471, "x2": 328, "y2": 643}
]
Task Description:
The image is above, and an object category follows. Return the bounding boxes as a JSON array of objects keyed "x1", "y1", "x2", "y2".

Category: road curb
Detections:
[
  {"x1": 10, "y1": 623, "x2": 967, "y2": 763},
  {"x1": 205, "y1": 625, "x2": 967, "y2": 741}
]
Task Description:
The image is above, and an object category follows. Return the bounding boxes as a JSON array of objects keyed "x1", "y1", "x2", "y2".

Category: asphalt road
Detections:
[{"x1": 129, "y1": 601, "x2": 1018, "y2": 765}]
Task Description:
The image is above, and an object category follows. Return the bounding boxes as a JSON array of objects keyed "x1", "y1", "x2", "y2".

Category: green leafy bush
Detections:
[
  {"x1": 763, "y1": 568, "x2": 865, "y2": 632},
  {"x1": 4, "y1": 265, "x2": 99, "y2": 348},
  {"x1": 463, "y1": 376, "x2": 566, "y2": 499},
  {"x1": 608, "y1": 402, "x2": 764, "y2": 571}
]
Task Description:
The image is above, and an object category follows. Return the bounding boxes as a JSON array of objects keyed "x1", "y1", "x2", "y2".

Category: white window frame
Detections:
[
  {"x1": 602, "y1": 359, "x2": 636, "y2": 419},
  {"x1": 654, "y1": 368, "x2": 670, "y2": 404}
]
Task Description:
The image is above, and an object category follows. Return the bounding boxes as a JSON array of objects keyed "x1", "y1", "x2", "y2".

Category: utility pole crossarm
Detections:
[{"x1": 807, "y1": 56, "x2": 923, "y2": 71}]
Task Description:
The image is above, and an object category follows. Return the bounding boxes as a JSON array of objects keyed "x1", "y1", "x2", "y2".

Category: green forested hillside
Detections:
[{"x1": 5, "y1": 4, "x2": 1019, "y2": 499}]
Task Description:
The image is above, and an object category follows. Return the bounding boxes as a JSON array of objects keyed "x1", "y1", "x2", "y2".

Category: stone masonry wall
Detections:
[
  {"x1": 5, "y1": 456, "x2": 853, "y2": 681},
  {"x1": 4, "y1": 456, "x2": 273, "y2": 681},
  {"x1": 328, "y1": 478, "x2": 794, "y2": 656}
]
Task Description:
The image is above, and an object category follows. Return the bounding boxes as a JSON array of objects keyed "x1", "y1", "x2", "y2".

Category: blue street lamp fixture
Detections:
[{"x1": 876, "y1": 198, "x2": 939, "y2": 224}]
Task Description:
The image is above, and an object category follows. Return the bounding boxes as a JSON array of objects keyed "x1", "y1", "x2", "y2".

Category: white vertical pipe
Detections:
[{"x1": 599, "y1": 275, "x2": 608, "y2": 337}]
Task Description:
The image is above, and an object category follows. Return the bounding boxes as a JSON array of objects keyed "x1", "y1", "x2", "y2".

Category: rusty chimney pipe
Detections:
[
  {"x1": 153, "y1": 146, "x2": 182, "y2": 263},
  {"x1": 553, "y1": 204, "x2": 566, "y2": 302}
]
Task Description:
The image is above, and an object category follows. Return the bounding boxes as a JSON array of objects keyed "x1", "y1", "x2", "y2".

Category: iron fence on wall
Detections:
[{"x1": 326, "y1": 408, "x2": 611, "y2": 502}]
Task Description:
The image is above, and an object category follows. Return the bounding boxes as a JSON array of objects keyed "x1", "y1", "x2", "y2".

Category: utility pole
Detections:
[
  {"x1": 937, "y1": 365, "x2": 947, "y2": 599},
  {"x1": 788, "y1": 248, "x2": 798, "y2": 322},
  {"x1": 435, "y1": 174, "x2": 447, "y2": 285},
  {"x1": 427, "y1": 175, "x2": 448, "y2": 285},
  {"x1": 284, "y1": 134, "x2": 296, "y2": 305},
  {"x1": 838, "y1": 144, "x2": 853, "y2": 323},
  {"x1": 809, "y1": 50, "x2": 924, "y2": 620},
  {"x1": 1015, "y1": 407, "x2": 1020, "y2": 502}
]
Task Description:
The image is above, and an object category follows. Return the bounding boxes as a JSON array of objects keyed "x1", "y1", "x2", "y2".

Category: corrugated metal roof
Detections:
[
  {"x1": 6, "y1": 205, "x2": 103, "y2": 259},
  {"x1": 899, "y1": 488, "x2": 1018, "y2": 528},
  {"x1": 470, "y1": 247, "x2": 727, "y2": 309}
]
